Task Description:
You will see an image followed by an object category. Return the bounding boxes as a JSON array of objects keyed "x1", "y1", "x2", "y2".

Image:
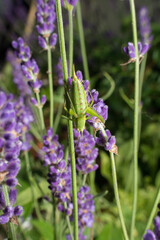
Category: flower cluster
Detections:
[
  {"x1": 96, "y1": 129, "x2": 116, "y2": 151},
  {"x1": 42, "y1": 128, "x2": 72, "y2": 203},
  {"x1": 7, "y1": 51, "x2": 31, "y2": 96},
  {"x1": 143, "y1": 204, "x2": 160, "y2": 240},
  {"x1": 14, "y1": 97, "x2": 34, "y2": 151},
  {"x1": 122, "y1": 42, "x2": 149, "y2": 64},
  {"x1": 73, "y1": 128, "x2": 98, "y2": 173},
  {"x1": 0, "y1": 92, "x2": 23, "y2": 224},
  {"x1": 139, "y1": 6, "x2": 153, "y2": 45},
  {"x1": 36, "y1": 0, "x2": 57, "y2": 49},
  {"x1": 66, "y1": 186, "x2": 95, "y2": 240},
  {"x1": 12, "y1": 37, "x2": 46, "y2": 107}
]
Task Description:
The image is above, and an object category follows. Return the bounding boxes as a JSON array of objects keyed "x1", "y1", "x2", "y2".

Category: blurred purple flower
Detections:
[
  {"x1": 123, "y1": 42, "x2": 149, "y2": 60},
  {"x1": 0, "y1": 92, "x2": 24, "y2": 224},
  {"x1": 36, "y1": 0, "x2": 57, "y2": 49},
  {"x1": 139, "y1": 6, "x2": 153, "y2": 45}
]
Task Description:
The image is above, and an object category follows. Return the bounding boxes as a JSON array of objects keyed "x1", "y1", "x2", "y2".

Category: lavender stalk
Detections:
[
  {"x1": 47, "y1": 44, "x2": 54, "y2": 128},
  {"x1": 55, "y1": 0, "x2": 79, "y2": 239},
  {"x1": 129, "y1": 0, "x2": 140, "y2": 239},
  {"x1": 99, "y1": 125, "x2": 129, "y2": 240},
  {"x1": 76, "y1": 0, "x2": 90, "y2": 80},
  {"x1": 68, "y1": 8, "x2": 73, "y2": 77},
  {"x1": 2, "y1": 185, "x2": 17, "y2": 240}
]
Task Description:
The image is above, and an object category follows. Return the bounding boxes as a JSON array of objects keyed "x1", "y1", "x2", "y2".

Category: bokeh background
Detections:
[{"x1": 0, "y1": 0, "x2": 160, "y2": 239}]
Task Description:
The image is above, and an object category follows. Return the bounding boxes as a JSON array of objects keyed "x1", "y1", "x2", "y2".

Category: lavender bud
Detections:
[
  {"x1": 49, "y1": 33, "x2": 57, "y2": 48},
  {"x1": 30, "y1": 97, "x2": 38, "y2": 106},
  {"x1": 14, "y1": 205, "x2": 23, "y2": 216},
  {"x1": 38, "y1": 36, "x2": 48, "y2": 49},
  {"x1": 0, "y1": 215, "x2": 9, "y2": 224},
  {"x1": 40, "y1": 95, "x2": 47, "y2": 106},
  {"x1": 9, "y1": 189, "x2": 17, "y2": 205}
]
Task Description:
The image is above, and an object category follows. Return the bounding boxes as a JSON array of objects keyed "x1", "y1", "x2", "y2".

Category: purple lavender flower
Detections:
[
  {"x1": 74, "y1": 128, "x2": 98, "y2": 173},
  {"x1": 123, "y1": 42, "x2": 149, "y2": 60},
  {"x1": 65, "y1": 186, "x2": 95, "y2": 240},
  {"x1": 139, "y1": 6, "x2": 153, "y2": 45},
  {"x1": 0, "y1": 92, "x2": 23, "y2": 224},
  {"x1": 12, "y1": 37, "x2": 31, "y2": 62},
  {"x1": 96, "y1": 129, "x2": 116, "y2": 151},
  {"x1": 7, "y1": 51, "x2": 31, "y2": 96},
  {"x1": 143, "y1": 205, "x2": 160, "y2": 240},
  {"x1": 12, "y1": 37, "x2": 46, "y2": 108},
  {"x1": 36, "y1": 0, "x2": 57, "y2": 49},
  {"x1": 42, "y1": 128, "x2": 72, "y2": 202}
]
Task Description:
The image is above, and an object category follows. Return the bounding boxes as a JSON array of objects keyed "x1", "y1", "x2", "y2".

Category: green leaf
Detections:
[
  {"x1": 31, "y1": 220, "x2": 53, "y2": 240},
  {"x1": 100, "y1": 150, "x2": 112, "y2": 183},
  {"x1": 96, "y1": 223, "x2": 123, "y2": 240},
  {"x1": 17, "y1": 180, "x2": 50, "y2": 205}
]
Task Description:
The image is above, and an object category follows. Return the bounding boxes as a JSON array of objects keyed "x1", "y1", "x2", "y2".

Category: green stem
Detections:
[
  {"x1": 55, "y1": 1, "x2": 79, "y2": 239},
  {"x1": 68, "y1": 120, "x2": 79, "y2": 240},
  {"x1": 68, "y1": 9, "x2": 73, "y2": 77},
  {"x1": 138, "y1": 53, "x2": 147, "y2": 145},
  {"x1": 82, "y1": 174, "x2": 87, "y2": 186},
  {"x1": 23, "y1": 136, "x2": 42, "y2": 220},
  {"x1": 47, "y1": 45, "x2": 54, "y2": 128},
  {"x1": 143, "y1": 187, "x2": 160, "y2": 236},
  {"x1": 55, "y1": 0, "x2": 68, "y2": 82},
  {"x1": 99, "y1": 125, "x2": 129, "y2": 240},
  {"x1": 76, "y1": 0, "x2": 90, "y2": 80},
  {"x1": 30, "y1": 124, "x2": 41, "y2": 141},
  {"x1": 129, "y1": 0, "x2": 140, "y2": 239},
  {"x1": 53, "y1": 87, "x2": 64, "y2": 134},
  {"x1": 2, "y1": 185, "x2": 17, "y2": 240},
  {"x1": 64, "y1": 202, "x2": 74, "y2": 240},
  {"x1": 35, "y1": 92, "x2": 45, "y2": 133},
  {"x1": 110, "y1": 153, "x2": 129, "y2": 240},
  {"x1": 52, "y1": 198, "x2": 57, "y2": 240}
]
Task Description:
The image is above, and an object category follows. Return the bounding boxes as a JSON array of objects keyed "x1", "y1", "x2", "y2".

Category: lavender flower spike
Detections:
[
  {"x1": 36, "y1": 0, "x2": 57, "y2": 49},
  {"x1": 0, "y1": 92, "x2": 24, "y2": 224},
  {"x1": 139, "y1": 6, "x2": 153, "y2": 45},
  {"x1": 74, "y1": 128, "x2": 98, "y2": 174}
]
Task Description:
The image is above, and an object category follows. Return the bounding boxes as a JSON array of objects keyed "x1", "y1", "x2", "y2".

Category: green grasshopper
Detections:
[{"x1": 64, "y1": 66, "x2": 105, "y2": 134}]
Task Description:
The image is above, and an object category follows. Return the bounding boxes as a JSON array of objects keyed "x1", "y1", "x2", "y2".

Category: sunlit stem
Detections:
[
  {"x1": 68, "y1": 8, "x2": 73, "y2": 77},
  {"x1": 129, "y1": 0, "x2": 140, "y2": 239},
  {"x1": 55, "y1": 0, "x2": 79, "y2": 239},
  {"x1": 47, "y1": 42, "x2": 54, "y2": 128},
  {"x1": 138, "y1": 53, "x2": 148, "y2": 145},
  {"x1": 35, "y1": 92, "x2": 45, "y2": 133}
]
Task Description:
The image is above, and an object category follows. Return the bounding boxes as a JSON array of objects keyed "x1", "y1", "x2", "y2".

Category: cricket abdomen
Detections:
[{"x1": 71, "y1": 78, "x2": 87, "y2": 117}]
